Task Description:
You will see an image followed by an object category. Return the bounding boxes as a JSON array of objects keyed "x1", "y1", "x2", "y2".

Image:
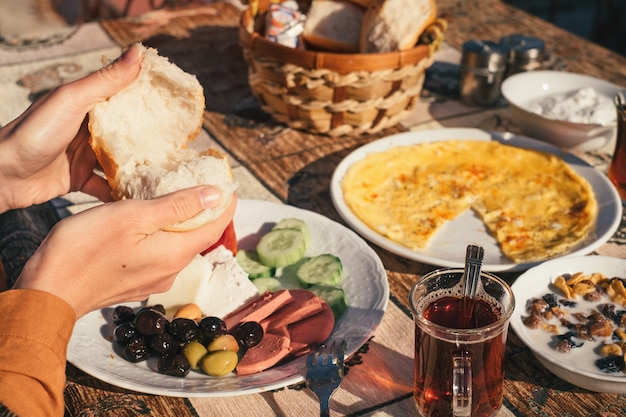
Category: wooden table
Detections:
[{"x1": 1, "y1": 1, "x2": 625, "y2": 416}]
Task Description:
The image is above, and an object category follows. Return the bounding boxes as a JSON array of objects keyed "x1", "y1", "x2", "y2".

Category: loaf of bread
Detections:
[
  {"x1": 302, "y1": 0, "x2": 365, "y2": 53},
  {"x1": 359, "y1": 0, "x2": 437, "y2": 53},
  {"x1": 88, "y1": 44, "x2": 237, "y2": 231}
]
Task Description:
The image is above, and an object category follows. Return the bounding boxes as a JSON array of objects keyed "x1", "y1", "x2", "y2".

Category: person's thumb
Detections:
[
  {"x1": 68, "y1": 44, "x2": 143, "y2": 112},
  {"x1": 149, "y1": 186, "x2": 224, "y2": 229}
]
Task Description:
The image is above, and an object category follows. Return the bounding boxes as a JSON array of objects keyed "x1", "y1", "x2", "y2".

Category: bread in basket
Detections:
[{"x1": 239, "y1": 0, "x2": 446, "y2": 137}]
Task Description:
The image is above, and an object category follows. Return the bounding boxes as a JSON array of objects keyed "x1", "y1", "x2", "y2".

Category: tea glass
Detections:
[{"x1": 409, "y1": 268, "x2": 515, "y2": 417}]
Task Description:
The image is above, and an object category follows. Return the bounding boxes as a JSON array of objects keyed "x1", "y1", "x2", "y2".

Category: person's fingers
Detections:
[
  {"x1": 66, "y1": 120, "x2": 98, "y2": 181},
  {"x1": 80, "y1": 174, "x2": 113, "y2": 202},
  {"x1": 59, "y1": 44, "x2": 144, "y2": 116},
  {"x1": 146, "y1": 186, "x2": 224, "y2": 229},
  {"x1": 176, "y1": 195, "x2": 238, "y2": 256}
]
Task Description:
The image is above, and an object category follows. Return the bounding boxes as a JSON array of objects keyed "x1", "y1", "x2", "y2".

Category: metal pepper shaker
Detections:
[
  {"x1": 499, "y1": 34, "x2": 545, "y2": 77},
  {"x1": 459, "y1": 40, "x2": 508, "y2": 107}
]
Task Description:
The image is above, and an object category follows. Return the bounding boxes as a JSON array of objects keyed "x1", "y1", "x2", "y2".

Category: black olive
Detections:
[
  {"x1": 151, "y1": 304, "x2": 166, "y2": 315},
  {"x1": 150, "y1": 332, "x2": 180, "y2": 356},
  {"x1": 199, "y1": 316, "x2": 227, "y2": 343},
  {"x1": 169, "y1": 318, "x2": 199, "y2": 343},
  {"x1": 157, "y1": 353, "x2": 191, "y2": 377},
  {"x1": 135, "y1": 306, "x2": 153, "y2": 315},
  {"x1": 235, "y1": 321, "x2": 264, "y2": 349},
  {"x1": 134, "y1": 308, "x2": 168, "y2": 336},
  {"x1": 122, "y1": 336, "x2": 150, "y2": 362},
  {"x1": 136, "y1": 304, "x2": 165, "y2": 316},
  {"x1": 114, "y1": 321, "x2": 137, "y2": 345},
  {"x1": 112, "y1": 305, "x2": 136, "y2": 324}
]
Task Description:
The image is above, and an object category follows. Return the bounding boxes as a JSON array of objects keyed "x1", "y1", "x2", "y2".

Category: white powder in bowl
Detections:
[{"x1": 525, "y1": 86, "x2": 616, "y2": 125}]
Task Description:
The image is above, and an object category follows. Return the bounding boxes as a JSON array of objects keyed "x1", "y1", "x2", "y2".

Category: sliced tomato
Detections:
[{"x1": 202, "y1": 221, "x2": 238, "y2": 255}]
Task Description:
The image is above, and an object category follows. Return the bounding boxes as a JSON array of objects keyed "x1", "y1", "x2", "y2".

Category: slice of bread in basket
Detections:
[
  {"x1": 360, "y1": 0, "x2": 437, "y2": 52},
  {"x1": 303, "y1": 0, "x2": 365, "y2": 53}
]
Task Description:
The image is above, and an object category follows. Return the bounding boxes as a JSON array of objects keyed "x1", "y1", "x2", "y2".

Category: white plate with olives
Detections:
[{"x1": 68, "y1": 199, "x2": 389, "y2": 397}]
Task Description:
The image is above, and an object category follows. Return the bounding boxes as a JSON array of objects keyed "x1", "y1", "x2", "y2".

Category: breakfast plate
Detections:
[
  {"x1": 68, "y1": 199, "x2": 389, "y2": 397},
  {"x1": 510, "y1": 255, "x2": 626, "y2": 393},
  {"x1": 330, "y1": 127, "x2": 622, "y2": 272}
]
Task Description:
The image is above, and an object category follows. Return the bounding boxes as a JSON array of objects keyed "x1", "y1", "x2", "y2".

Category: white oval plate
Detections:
[
  {"x1": 510, "y1": 255, "x2": 626, "y2": 393},
  {"x1": 330, "y1": 128, "x2": 622, "y2": 272},
  {"x1": 68, "y1": 199, "x2": 388, "y2": 397}
]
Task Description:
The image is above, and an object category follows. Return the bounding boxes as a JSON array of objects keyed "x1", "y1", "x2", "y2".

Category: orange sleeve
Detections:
[{"x1": 0, "y1": 289, "x2": 76, "y2": 417}]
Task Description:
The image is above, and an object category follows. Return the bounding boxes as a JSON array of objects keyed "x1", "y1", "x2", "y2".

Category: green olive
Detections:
[
  {"x1": 206, "y1": 334, "x2": 239, "y2": 353},
  {"x1": 200, "y1": 350, "x2": 238, "y2": 377},
  {"x1": 182, "y1": 341, "x2": 208, "y2": 370}
]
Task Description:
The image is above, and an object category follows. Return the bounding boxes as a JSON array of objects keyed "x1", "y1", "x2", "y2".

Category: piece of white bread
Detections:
[
  {"x1": 302, "y1": 0, "x2": 365, "y2": 53},
  {"x1": 359, "y1": 0, "x2": 437, "y2": 53},
  {"x1": 88, "y1": 43, "x2": 237, "y2": 231}
]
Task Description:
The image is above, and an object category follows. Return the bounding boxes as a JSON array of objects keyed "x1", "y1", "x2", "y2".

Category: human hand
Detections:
[
  {"x1": 14, "y1": 185, "x2": 236, "y2": 318},
  {"x1": 0, "y1": 44, "x2": 144, "y2": 212}
]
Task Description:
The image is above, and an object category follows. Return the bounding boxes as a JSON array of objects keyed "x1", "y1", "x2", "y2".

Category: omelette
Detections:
[{"x1": 341, "y1": 140, "x2": 597, "y2": 263}]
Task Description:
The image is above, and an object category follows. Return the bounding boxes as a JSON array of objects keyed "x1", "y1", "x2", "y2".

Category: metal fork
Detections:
[{"x1": 305, "y1": 340, "x2": 346, "y2": 417}]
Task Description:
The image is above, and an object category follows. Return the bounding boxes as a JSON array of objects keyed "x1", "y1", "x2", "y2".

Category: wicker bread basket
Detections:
[{"x1": 239, "y1": 3, "x2": 446, "y2": 137}]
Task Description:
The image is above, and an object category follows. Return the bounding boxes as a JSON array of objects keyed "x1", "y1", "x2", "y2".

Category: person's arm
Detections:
[
  {"x1": 0, "y1": 188, "x2": 234, "y2": 416},
  {"x1": 0, "y1": 290, "x2": 74, "y2": 417},
  {"x1": 15, "y1": 188, "x2": 233, "y2": 318},
  {"x1": 0, "y1": 42, "x2": 236, "y2": 415}
]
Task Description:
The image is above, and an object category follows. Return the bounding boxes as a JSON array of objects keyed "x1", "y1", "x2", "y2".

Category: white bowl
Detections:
[
  {"x1": 501, "y1": 70, "x2": 623, "y2": 151},
  {"x1": 510, "y1": 255, "x2": 626, "y2": 393}
]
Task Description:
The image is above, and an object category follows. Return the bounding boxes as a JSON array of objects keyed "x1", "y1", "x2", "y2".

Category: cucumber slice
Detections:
[
  {"x1": 252, "y1": 277, "x2": 283, "y2": 294},
  {"x1": 276, "y1": 258, "x2": 308, "y2": 289},
  {"x1": 256, "y1": 228, "x2": 307, "y2": 267},
  {"x1": 296, "y1": 254, "x2": 343, "y2": 287},
  {"x1": 235, "y1": 249, "x2": 276, "y2": 279},
  {"x1": 309, "y1": 284, "x2": 347, "y2": 319},
  {"x1": 272, "y1": 218, "x2": 311, "y2": 248}
]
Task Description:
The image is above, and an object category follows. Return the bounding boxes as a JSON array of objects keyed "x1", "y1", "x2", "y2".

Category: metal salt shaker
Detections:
[
  {"x1": 499, "y1": 34, "x2": 545, "y2": 77},
  {"x1": 459, "y1": 40, "x2": 508, "y2": 107}
]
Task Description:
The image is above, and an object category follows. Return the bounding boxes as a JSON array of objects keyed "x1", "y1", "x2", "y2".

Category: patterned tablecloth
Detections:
[{"x1": 0, "y1": 1, "x2": 625, "y2": 416}]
